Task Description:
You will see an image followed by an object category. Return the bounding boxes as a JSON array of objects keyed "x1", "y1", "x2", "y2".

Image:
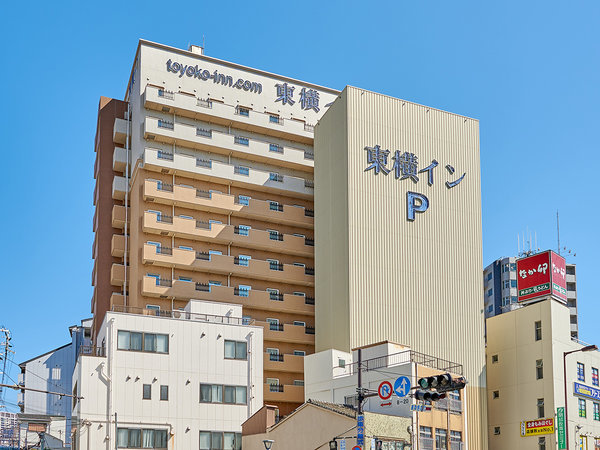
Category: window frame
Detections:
[{"x1": 143, "y1": 384, "x2": 151, "y2": 400}]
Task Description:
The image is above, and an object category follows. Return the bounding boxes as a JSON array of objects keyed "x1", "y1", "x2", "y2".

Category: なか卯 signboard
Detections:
[{"x1": 517, "y1": 250, "x2": 567, "y2": 304}]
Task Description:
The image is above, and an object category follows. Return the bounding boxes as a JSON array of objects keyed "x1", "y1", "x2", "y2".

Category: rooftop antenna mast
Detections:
[
  {"x1": 0, "y1": 328, "x2": 13, "y2": 408},
  {"x1": 557, "y1": 210, "x2": 561, "y2": 255}
]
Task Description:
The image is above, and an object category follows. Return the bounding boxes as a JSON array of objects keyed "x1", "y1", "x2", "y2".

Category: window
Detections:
[
  {"x1": 178, "y1": 245, "x2": 193, "y2": 251},
  {"x1": 579, "y1": 398, "x2": 587, "y2": 417},
  {"x1": 293, "y1": 321, "x2": 306, "y2": 327},
  {"x1": 199, "y1": 431, "x2": 242, "y2": 450},
  {"x1": 178, "y1": 276, "x2": 192, "y2": 282},
  {"x1": 237, "y1": 255, "x2": 251, "y2": 267},
  {"x1": 224, "y1": 340, "x2": 247, "y2": 360},
  {"x1": 593, "y1": 368, "x2": 599, "y2": 386},
  {"x1": 511, "y1": 279, "x2": 517, "y2": 287},
  {"x1": 535, "y1": 321, "x2": 542, "y2": 341},
  {"x1": 578, "y1": 362, "x2": 585, "y2": 382},
  {"x1": 269, "y1": 172, "x2": 283, "y2": 182},
  {"x1": 267, "y1": 318, "x2": 280, "y2": 330},
  {"x1": 503, "y1": 280, "x2": 510, "y2": 289},
  {"x1": 117, "y1": 331, "x2": 168, "y2": 354},
  {"x1": 450, "y1": 431, "x2": 462, "y2": 443},
  {"x1": 143, "y1": 384, "x2": 151, "y2": 400},
  {"x1": 237, "y1": 106, "x2": 250, "y2": 117},
  {"x1": 493, "y1": 391, "x2": 499, "y2": 399},
  {"x1": 487, "y1": 289, "x2": 493, "y2": 297},
  {"x1": 200, "y1": 384, "x2": 223, "y2": 403},
  {"x1": 338, "y1": 358, "x2": 346, "y2": 368},
  {"x1": 502, "y1": 263, "x2": 509, "y2": 273},
  {"x1": 236, "y1": 225, "x2": 251, "y2": 236},
  {"x1": 344, "y1": 394, "x2": 359, "y2": 409},
  {"x1": 510, "y1": 263, "x2": 517, "y2": 271},
  {"x1": 269, "y1": 201, "x2": 282, "y2": 211},
  {"x1": 537, "y1": 398, "x2": 544, "y2": 418},
  {"x1": 538, "y1": 437, "x2": 546, "y2": 450},
  {"x1": 435, "y1": 429, "x2": 447, "y2": 449},
  {"x1": 594, "y1": 402, "x2": 600, "y2": 421},
  {"x1": 269, "y1": 114, "x2": 280, "y2": 123},
  {"x1": 293, "y1": 380, "x2": 304, "y2": 386},
  {"x1": 494, "y1": 427, "x2": 500, "y2": 435},
  {"x1": 419, "y1": 426, "x2": 432, "y2": 438},
  {"x1": 236, "y1": 284, "x2": 251, "y2": 297},
  {"x1": 234, "y1": 165, "x2": 249, "y2": 175},
  {"x1": 268, "y1": 230, "x2": 282, "y2": 241},
  {"x1": 269, "y1": 143, "x2": 283, "y2": 153},
  {"x1": 235, "y1": 136, "x2": 249, "y2": 146},
  {"x1": 209, "y1": 280, "x2": 221, "y2": 287},
  {"x1": 579, "y1": 437, "x2": 587, "y2": 450},
  {"x1": 160, "y1": 385, "x2": 168, "y2": 401},
  {"x1": 491, "y1": 354, "x2": 498, "y2": 363},
  {"x1": 536, "y1": 360, "x2": 544, "y2": 380},
  {"x1": 486, "y1": 272, "x2": 492, "y2": 281},
  {"x1": 293, "y1": 350, "x2": 305, "y2": 356},
  {"x1": 511, "y1": 296, "x2": 518, "y2": 303},
  {"x1": 224, "y1": 385, "x2": 247, "y2": 404},
  {"x1": 487, "y1": 305, "x2": 493, "y2": 313},
  {"x1": 237, "y1": 195, "x2": 250, "y2": 206},
  {"x1": 117, "y1": 428, "x2": 167, "y2": 448}
]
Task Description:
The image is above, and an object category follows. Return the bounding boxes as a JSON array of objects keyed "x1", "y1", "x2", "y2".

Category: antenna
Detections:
[
  {"x1": 517, "y1": 234, "x2": 520, "y2": 255},
  {"x1": 202, "y1": 35, "x2": 205, "y2": 50},
  {"x1": 557, "y1": 210, "x2": 561, "y2": 255}
]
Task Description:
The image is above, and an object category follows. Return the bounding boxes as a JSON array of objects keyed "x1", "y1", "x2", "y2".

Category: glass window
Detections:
[
  {"x1": 237, "y1": 255, "x2": 251, "y2": 266},
  {"x1": 237, "y1": 285, "x2": 251, "y2": 297},
  {"x1": 200, "y1": 432, "x2": 211, "y2": 450},
  {"x1": 117, "y1": 429, "x2": 129, "y2": 447},
  {"x1": 579, "y1": 398, "x2": 587, "y2": 417},
  {"x1": 200, "y1": 384, "x2": 212, "y2": 403},
  {"x1": 535, "y1": 321, "x2": 542, "y2": 341},
  {"x1": 510, "y1": 263, "x2": 517, "y2": 271},
  {"x1": 487, "y1": 289, "x2": 493, "y2": 297},
  {"x1": 493, "y1": 391, "x2": 499, "y2": 399},
  {"x1": 117, "y1": 331, "x2": 130, "y2": 350},
  {"x1": 224, "y1": 386, "x2": 235, "y2": 404},
  {"x1": 129, "y1": 429, "x2": 141, "y2": 448},
  {"x1": 293, "y1": 350, "x2": 306, "y2": 356},
  {"x1": 224, "y1": 341, "x2": 236, "y2": 359},
  {"x1": 211, "y1": 432, "x2": 223, "y2": 449},
  {"x1": 512, "y1": 296, "x2": 518, "y2": 303},
  {"x1": 143, "y1": 384, "x2": 151, "y2": 400},
  {"x1": 593, "y1": 368, "x2": 599, "y2": 386},
  {"x1": 450, "y1": 431, "x2": 462, "y2": 442},
  {"x1": 486, "y1": 272, "x2": 492, "y2": 281},
  {"x1": 144, "y1": 334, "x2": 156, "y2": 352},
  {"x1": 594, "y1": 402, "x2": 600, "y2": 421},
  {"x1": 238, "y1": 195, "x2": 250, "y2": 206},
  {"x1": 235, "y1": 386, "x2": 246, "y2": 404},
  {"x1": 538, "y1": 436, "x2": 546, "y2": 450},
  {"x1": 236, "y1": 341, "x2": 247, "y2": 359},
  {"x1": 212, "y1": 385, "x2": 222, "y2": 403},
  {"x1": 142, "y1": 429, "x2": 154, "y2": 448},
  {"x1": 155, "y1": 430, "x2": 167, "y2": 448},
  {"x1": 237, "y1": 225, "x2": 251, "y2": 236},
  {"x1": 435, "y1": 428, "x2": 447, "y2": 449},
  {"x1": 536, "y1": 360, "x2": 543, "y2": 380},
  {"x1": 160, "y1": 385, "x2": 168, "y2": 401},
  {"x1": 578, "y1": 362, "x2": 585, "y2": 382},
  {"x1": 156, "y1": 335, "x2": 168, "y2": 353},
  {"x1": 494, "y1": 427, "x2": 500, "y2": 435},
  {"x1": 511, "y1": 279, "x2": 517, "y2": 287},
  {"x1": 419, "y1": 426, "x2": 432, "y2": 438},
  {"x1": 224, "y1": 433, "x2": 236, "y2": 450},
  {"x1": 491, "y1": 354, "x2": 498, "y2": 363},
  {"x1": 537, "y1": 398, "x2": 544, "y2": 418}
]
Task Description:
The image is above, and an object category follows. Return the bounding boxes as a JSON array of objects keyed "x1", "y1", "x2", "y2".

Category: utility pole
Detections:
[
  {"x1": 357, "y1": 348, "x2": 362, "y2": 414},
  {"x1": 115, "y1": 412, "x2": 118, "y2": 450}
]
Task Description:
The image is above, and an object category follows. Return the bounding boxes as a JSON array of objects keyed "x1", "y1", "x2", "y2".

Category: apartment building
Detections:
[
  {"x1": 305, "y1": 342, "x2": 466, "y2": 450},
  {"x1": 487, "y1": 299, "x2": 600, "y2": 450},
  {"x1": 91, "y1": 40, "x2": 339, "y2": 416},
  {"x1": 483, "y1": 257, "x2": 578, "y2": 338}
]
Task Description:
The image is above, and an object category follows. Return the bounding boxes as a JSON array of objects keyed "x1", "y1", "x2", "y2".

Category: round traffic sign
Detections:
[
  {"x1": 352, "y1": 447, "x2": 361, "y2": 450},
  {"x1": 394, "y1": 376, "x2": 411, "y2": 397},
  {"x1": 378, "y1": 381, "x2": 393, "y2": 400}
]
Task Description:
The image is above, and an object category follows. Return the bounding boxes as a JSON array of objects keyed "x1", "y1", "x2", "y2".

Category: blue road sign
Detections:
[
  {"x1": 394, "y1": 376, "x2": 411, "y2": 397},
  {"x1": 357, "y1": 414, "x2": 365, "y2": 446}
]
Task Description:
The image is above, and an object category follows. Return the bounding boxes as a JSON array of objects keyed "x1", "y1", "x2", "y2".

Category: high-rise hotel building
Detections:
[{"x1": 92, "y1": 40, "x2": 338, "y2": 416}]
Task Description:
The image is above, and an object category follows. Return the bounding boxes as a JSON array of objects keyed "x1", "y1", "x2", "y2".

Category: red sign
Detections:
[
  {"x1": 517, "y1": 251, "x2": 567, "y2": 303},
  {"x1": 378, "y1": 381, "x2": 393, "y2": 400}
]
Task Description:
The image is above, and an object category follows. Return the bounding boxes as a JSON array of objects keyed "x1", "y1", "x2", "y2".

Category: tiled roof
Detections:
[{"x1": 307, "y1": 399, "x2": 357, "y2": 419}]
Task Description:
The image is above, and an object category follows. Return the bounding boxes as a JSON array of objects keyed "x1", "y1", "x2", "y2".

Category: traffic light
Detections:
[{"x1": 413, "y1": 374, "x2": 467, "y2": 402}]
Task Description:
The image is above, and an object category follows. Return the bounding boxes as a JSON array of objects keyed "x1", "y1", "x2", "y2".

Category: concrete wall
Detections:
[{"x1": 315, "y1": 86, "x2": 486, "y2": 449}]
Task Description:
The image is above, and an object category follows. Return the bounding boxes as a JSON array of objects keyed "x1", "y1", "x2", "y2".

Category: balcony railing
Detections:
[
  {"x1": 304, "y1": 209, "x2": 314, "y2": 217},
  {"x1": 305, "y1": 238, "x2": 315, "y2": 246},
  {"x1": 304, "y1": 124, "x2": 315, "y2": 132},
  {"x1": 196, "y1": 251, "x2": 210, "y2": 261},
  {"x1": 304, "y1": 151, "x2": 314, "y2": 160},
  {"x1": 269, "y1": 144, "x2": 284, "y2": 154},
  {"x1": 269, "y1": 353, "x2": 284, "y2": 361},
  {"x1": 157, "y1": 278, "x2": 172, "y2": 287},
  {"x1": 195, "y1": 282, "x2": 210, "y2": 292},
  {"x1": 305, "y1": 326, "x2": 315, "y2": 335},
  {"x1": 269, "y1": 202, "x2": 284, "y2": 212},
  {"x1": 269, "y1": 384, "x2": 284, "y2": 392},
  {"x1": 269, "y1": 232, "x2": 284, "y2": 241},
  {"x1": 196, "y1": 188, "x2": 211, "y2": 198},
  {"x1": 196, "y1": 158, "x2": 212, "y2": 168},
  {"x1": 156, "y1": 246, "x2": 173, "y2": 256},
  {"x1": 157, "y1": 150, "x2": 174, "y2": 161},
  {"x1": 196, "y1": 127, "x2": 212, "y2": 138},
  {"x1": 156, "y1": 214, "x2": 173, "y2": 224},
  {"x1": 305, "y1": 296, "x2": 315, "y2": 305},
  {"x1": 79, "y1": 346, "x2": 106, "y2": 357},
  {"x1": 157, "y1": 89, "x2": 174, "y2": 100},
  {"x1": 157, "y1": 120, "x2": 174, "y2": 130},
  {"x1": 112, "y1": 305, "x2": 249, "y2": 326},
  {"x1": 269, "y1": 323, "x2": 284, "y2": 331},
  {"x1": 157, "y1": 182, "x2": 174, "y2": 192},
  {"x1": 269, "y1": 292, "x2": 284, "y2": 301},
  {"x1": 196, "y1": 220, "x2": 210, "y2": 229},
  {"x1": 269, "y1": 262, "x2": 284, "y2": 271},
  {"x1": 234, "y1": 136, "x2": 250, "y2": 146},
  {"x1": 305, "y1": 267, "x2": 315, "y2": 276},
  {"x1": 197, "y1": 99, "x2": 212, "y2": 108}
]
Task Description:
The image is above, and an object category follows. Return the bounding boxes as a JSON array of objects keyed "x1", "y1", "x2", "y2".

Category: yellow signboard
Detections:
[{"x1": 520, "y1": 418, "x2": 555, "y2": 437}]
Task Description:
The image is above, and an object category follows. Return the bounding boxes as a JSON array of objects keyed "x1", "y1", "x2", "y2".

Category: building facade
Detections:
[
  {"x1": 314, "y1": 86, "x2": 487, "y2": 448},
  {"x1": 91, "y1": 40, "x2": 339, "y2": 415},
  {"x1": 72, "y1": 300, "x2": 263, "y2": 450},
  {"x1": 486, "y1": 299, "x2": 600, "y2": 450},
  {"x1": 305, "y1": 342, "x2": 466, "y2": 450},
  {"x1": 483, "y1": 257, "x2": 578, "y2": 338}
]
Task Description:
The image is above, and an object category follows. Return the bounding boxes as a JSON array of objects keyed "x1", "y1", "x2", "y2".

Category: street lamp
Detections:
[
  {"x1": 563, "y1": 344, "x2": 598, "y2": 449},
  {"x1": 263, "y1": 439, "x2": 274, "y2": 450}
]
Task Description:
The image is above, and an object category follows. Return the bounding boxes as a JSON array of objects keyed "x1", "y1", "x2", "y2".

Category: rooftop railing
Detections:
[{"x1": 111, "y1": 305, "x2": 250, "y2": 326}]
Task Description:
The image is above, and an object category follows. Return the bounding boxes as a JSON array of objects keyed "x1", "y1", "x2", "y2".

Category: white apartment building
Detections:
[
  {"x1": 483, "y1": 257, "x2": 578, "y2": 338},
  {"x1": 305, "y1": 342, "x2": 466, "y2": 449},
  {"x1": 487, "y1": 299, "x2": 600, "y2": 450},
  {"x1": 72, "y1": 300, "x2": 263, "y2": 450}
]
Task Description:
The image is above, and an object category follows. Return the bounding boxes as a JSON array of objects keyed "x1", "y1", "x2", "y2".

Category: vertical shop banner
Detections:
[{"x1": 557, "y1": 407, "x2": 566, "y2": 449}]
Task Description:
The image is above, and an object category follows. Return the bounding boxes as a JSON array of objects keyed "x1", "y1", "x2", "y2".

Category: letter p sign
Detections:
[{"x1": 407, "y1": 191, "x2": 429, "y2": 221}]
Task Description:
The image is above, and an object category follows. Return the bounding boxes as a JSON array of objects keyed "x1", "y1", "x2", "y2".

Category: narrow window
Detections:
[
  {"x1": 593, "y1": 368, "x2": 599, "y2": 386},
  {"x1": 535, "y1": 321, "x2": 542, "y2": 341},
  {"x1": 537, "y1": 398, "x2": 544, "y2": 418},
  {"x1": 494, "y1": 427, "x2": 501, "y2": 435},
  {"x1": 491, "y1": 354, "x2": 499, "y2": 363},
  {"x1": 579, "y1": 398, "x2": 587, "y2": 418},
  {"x1": 493, "y1": 391, "x2": 499, "y2": 399},
  {"x1": 538, "y1": 437, "x2": 546, "y2": 450},
  {"x1": 143, "y1": 384, "x2": 151, "y2": 400},
  {"x1": 160, "y1": 385, "x2": 168, "y2": 401},
  {"x1": 536, "y1": 359, "x2": 544, "y2": 380},
  {"x1": 578, "y1": 362, "x2": 585, "y2": 382}
]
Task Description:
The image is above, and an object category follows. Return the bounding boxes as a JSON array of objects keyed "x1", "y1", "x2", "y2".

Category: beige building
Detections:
[
  {"x1": 314, "y1": 86, "x2": 487, "y2": 448},
  {"x1": 91, "y1": 39, "x2": 339, "y2": 416},
  {"x1": 242, "y1": 400, "x2": 411, "y2": 450},
  {"x1": 487, "y1": 298, "x2": 600, "y2": 450}
]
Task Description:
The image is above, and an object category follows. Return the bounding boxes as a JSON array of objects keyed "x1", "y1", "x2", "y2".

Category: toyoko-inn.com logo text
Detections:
[{"x1": 166, "y1": 60, "x2": 262, "y2": 94}]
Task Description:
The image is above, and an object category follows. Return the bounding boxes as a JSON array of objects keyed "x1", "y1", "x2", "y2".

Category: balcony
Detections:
[
  {"x1": 256, "y1": 321, "x2": 315, "y2": 344},
  {"x1": 263, "y1": 383, "x2": 304, "y2": 404},
  {"x1": 111, "y1": 234, "x2": 127, "y2": 258},
  {"x1": 110, "y1": 292, "x2": 124, "y2": 308},
  {"x1": 142, "y1": 244, "x2": 314, "y2": 286},
  {"x1": 263, "y1": 352, "x2": 304, "y2": 373},
  {"x1": 142, "y1": 211, "x2": 314, "y2": 257},
  {"x1": 112, "y1": 176, "x2": 128, "y2": 200},
  {"x1": 113, "y1": 118, "x2": 128, "y2": 145},
  {"x1": 143, "y1": 148, "x2": 314, "y2": 199},
  {"x1": 112, "y1": 205, "x2": 129, "y2": 229},
  {"x1": 143, "y1": 180, "x2": 313, "y2": 229},
  {"x1": 143, "y1": 85, "x2": 316, "y2": 145},
  {"x1": 113, "y1": 147, "x2": 130, "y2": 172},
  {"x1": 144, "y1": 117, "x2": 313, "y2": 172},
  {"x1": 110, "y1": 264, "x2": 128, "y2": 286},
  {"x1": 141, "y1": 277, "x2": 314, "y2": 316}
]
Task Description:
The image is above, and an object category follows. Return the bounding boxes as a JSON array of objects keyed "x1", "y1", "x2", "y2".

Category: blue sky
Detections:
[{"x1": 1, "y1": 1, "x2": 598, "y2": 411}]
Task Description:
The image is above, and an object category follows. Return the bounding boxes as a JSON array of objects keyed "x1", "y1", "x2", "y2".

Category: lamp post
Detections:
[
  {"x1": 263, "y1": 439, "x2": 274, "y2": 450},
  {"x1": 563, "y1": 344, "x2": 597, "y2": 449}
]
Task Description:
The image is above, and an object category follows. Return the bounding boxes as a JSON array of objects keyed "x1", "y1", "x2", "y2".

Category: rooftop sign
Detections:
[{"x1": 516, "y1": 250, "x2": 567, "y2": 303}]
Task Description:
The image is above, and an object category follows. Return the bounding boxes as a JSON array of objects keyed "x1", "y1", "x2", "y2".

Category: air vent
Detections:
[{"x1": 162, "y1": 107, "x2": 170, "y2": 113}]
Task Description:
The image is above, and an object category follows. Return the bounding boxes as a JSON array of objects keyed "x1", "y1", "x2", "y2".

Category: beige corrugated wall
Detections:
[{"x1": 315, "y1": 87, "x2": 487, "y2": 449}]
